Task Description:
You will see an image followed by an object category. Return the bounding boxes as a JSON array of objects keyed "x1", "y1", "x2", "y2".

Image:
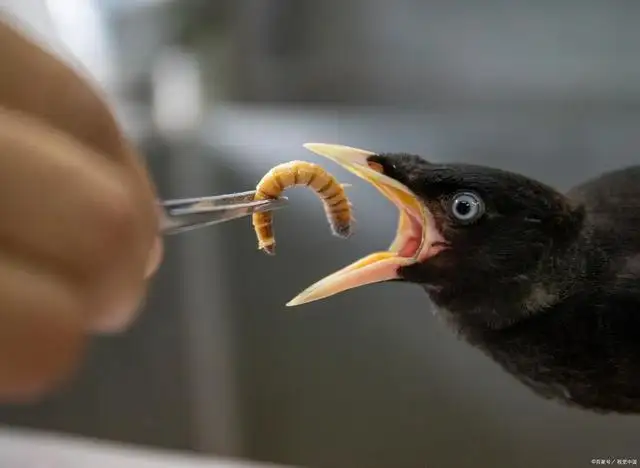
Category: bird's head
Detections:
[{"x1": 288, "y1": 144, "x2": 585, "y2": 326}]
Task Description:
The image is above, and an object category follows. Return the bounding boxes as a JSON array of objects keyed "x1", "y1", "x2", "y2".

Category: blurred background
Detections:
[{"x1": 1, "y1": 0, "x2": 640, "y2": 467}]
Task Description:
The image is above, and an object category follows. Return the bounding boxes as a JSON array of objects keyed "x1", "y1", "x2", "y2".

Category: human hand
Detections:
[{"x1": 0, "y1": 20, "x2": 163, "y2": 402}]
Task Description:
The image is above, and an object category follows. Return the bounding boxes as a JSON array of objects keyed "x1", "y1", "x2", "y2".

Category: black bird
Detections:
[{"x1": 286, "y1": 143, "x2": 640, "y2": 414}]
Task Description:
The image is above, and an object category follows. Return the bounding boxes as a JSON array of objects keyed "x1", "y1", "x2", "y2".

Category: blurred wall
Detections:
[{"x1": 225, "y1": 0, "x2": 640, "y2": 107}]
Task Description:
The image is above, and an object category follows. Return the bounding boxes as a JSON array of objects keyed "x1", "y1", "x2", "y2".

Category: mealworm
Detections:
[{"x1": 253, "y1": 160, "x2": 353, "y2": 255}]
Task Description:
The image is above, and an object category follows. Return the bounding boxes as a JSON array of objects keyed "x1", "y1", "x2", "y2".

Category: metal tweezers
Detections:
[{"x1": 159, "y1": 190, "x2": 288, "y2": 235}]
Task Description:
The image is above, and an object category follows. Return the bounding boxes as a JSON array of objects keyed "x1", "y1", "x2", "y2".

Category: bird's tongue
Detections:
[{"x1": 286, "y1": 252, "x2": 413, "y2": 306}]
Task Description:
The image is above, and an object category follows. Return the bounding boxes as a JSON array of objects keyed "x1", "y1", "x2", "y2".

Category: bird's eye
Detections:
[{"x1": 449, "y1": 191, "x2": 485, "y2": 224}]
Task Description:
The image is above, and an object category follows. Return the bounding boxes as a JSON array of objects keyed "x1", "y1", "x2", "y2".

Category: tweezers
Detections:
[{"x1": 159, "y1": 190, "x2": 288, "y2": 235}]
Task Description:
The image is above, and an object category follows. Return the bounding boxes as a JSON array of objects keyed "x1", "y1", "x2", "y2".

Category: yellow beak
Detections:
[{"x1": 286, "y1": 143, "x2": 432, "y2": 307}]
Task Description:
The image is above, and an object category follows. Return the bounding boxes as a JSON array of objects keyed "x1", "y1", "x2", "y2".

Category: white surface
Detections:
[
  {"x1": 0, "y1": 427, "x2": 294, "y2": 468},
  {"x1": 0, "y1": 0, "x2": 81, "y2": 67}
]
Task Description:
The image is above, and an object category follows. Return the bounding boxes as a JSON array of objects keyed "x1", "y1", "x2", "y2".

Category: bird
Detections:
[{"x1": 286, "y1": 143, "x2": 640, "y2": 414}]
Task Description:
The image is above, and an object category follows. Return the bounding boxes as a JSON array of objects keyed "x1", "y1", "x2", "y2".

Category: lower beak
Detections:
[{"x1": 286, "y1": 143, "x2": 435, "y2": 307}]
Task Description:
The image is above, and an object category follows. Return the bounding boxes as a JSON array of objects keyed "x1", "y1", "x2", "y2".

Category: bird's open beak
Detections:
[{"x1": 286, "y1": 143, "x2": 440, "y2": 307}]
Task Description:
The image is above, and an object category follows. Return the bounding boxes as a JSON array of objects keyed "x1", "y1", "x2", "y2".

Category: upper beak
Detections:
[{"x1": 286, "y1": 143, "x2": 432, "y2": 307}]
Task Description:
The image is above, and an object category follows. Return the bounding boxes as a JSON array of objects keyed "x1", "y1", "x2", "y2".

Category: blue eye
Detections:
[{"x1": 449, "y1": 191, "x2": 485, "y2": 223}]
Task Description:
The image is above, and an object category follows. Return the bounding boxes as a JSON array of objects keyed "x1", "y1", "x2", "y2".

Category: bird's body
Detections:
[{"x1": 289, "y1": 143, "x2": 640, "y2": 414}]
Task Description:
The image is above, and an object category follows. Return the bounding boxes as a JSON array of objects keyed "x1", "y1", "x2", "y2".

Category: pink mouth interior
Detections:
[
  {"x1": 397, "y1": 210, "x2": 426, "y2": 258},
  {"x1": 398, "y1": 236, "x2": 421, "y2": 258},
  {"x1": 397, "y1": 204, "x2": 447, "y2": 262},
  {"x1": 398, "y1": 229, "x2": 422, "y2": 258}
]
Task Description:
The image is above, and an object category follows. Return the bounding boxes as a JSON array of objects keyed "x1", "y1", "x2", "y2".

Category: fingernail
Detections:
[
  {"x1": 88, "y1": 293, "x2": 147, "y2": 334},
  {"x1": 145, "y1": 236, "x2": 163, "y2": 279}
]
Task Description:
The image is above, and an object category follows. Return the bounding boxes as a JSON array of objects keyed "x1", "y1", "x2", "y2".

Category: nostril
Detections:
[{"x1": 367, "y1": 161, "x2": 384, "y2": 174}]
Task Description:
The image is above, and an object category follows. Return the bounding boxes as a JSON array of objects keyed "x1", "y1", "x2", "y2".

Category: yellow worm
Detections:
[{"x1": 253, "y1": 160, "x2": 353, "y2": 254}]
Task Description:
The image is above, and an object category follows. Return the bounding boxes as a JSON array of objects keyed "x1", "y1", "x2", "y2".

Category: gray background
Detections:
[{"x1": 0, "y1": 1, "x2": 639, "y2": 467}]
